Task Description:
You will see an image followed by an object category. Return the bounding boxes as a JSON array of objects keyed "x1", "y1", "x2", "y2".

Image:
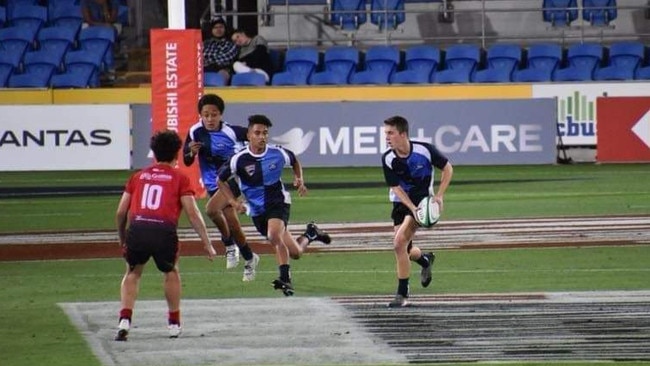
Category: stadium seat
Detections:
[
  {"x1": 0, "y1": 6, "x2": 6, "y2": 28},
  {"x1": 370, "y1": 0, "x2": 405, "y2": 30},
  {"x1": 582, "y1": 0, "x2": 617, "y2": 26},
  {"x1": 7, "y1": 68, "x2": 53, "y2": 87},
  {"x1": 330, "y1": 0, "x2": 367, "y2": 31},
  {"x1": 553, "y1": 42, "x2": 603, "y2": 81},
  {"x1": 50, "y1": 67, "x2": 94, "y2": 88},
  {"x1": 23, "y1": 50, "x2": 64, "y2": 75},
  {"x1": 5, "y1": 0, "x2": 39, "y2": 18},
  {"x1": 434, "y1": 44, "x2": 481, "y2": 83},
  {"x1": 204, "y1": 71, "x2": 227, "y2": 87},
  {"x1": 636, "y1": 66, "x2": 650, "y2": 80},
  {"x1": 0, "y1": 26, "x2": 37, "y2": 67},
  {"x1": 47, "y1": 0, "x2": 77, "y2": 15},
  {"x1": 594, "y1": 41, "x2": 644, "y2": 80},
  {"x1": 231, "y1": 72, "x2": 267, "y2": 86},
  {"x1": 310, "y1": 46, "x2": 359, "y2": 85},
  {"x1": 271, "y1": 47, "x2": 320, "y2": 86},
  {"x1": 542, "y1": 0, "x2": 578, "y2": 27},
  {"x1": 63, "y1": 50, "x2": 102, "y2": 87},
  {"x1": 391, "y1": 45, "x2": 439, "y2": 84},
  {"x1": 9, "y1": 5, "x2": 47, "y2": 35},
  {"x1": 118, "y1": 5, "x2": 129, "y2": 26},
  {"x1": 49, "y1": 5, "x2": 83, "y2": 39},
  {"x1": 78, "y1": 26, "x2": 116, "y2": 72},
  {"x1": 513, "y1": 43, "x2": 563, "y2": 82},
  {"x1": 474, "y1": 44, "x2": 522, "y2": 83},
  {"x1": 350, "y1": 45, "x2": 400, "y2": 85},
  {"x1": 37, "y1": 26, "x2": 77, "y2": 60},
  {"x1": 0, "y1": 64, "x2": 12, "y2": 87}
]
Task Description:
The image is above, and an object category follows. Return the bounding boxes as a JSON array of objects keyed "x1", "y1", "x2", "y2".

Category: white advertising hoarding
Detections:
[
  {"x1": 533, "y1": 82, "x2": 650, "y2": 146},
  {"x1": 0, "y1": 105, "x2": 130, "y2": 171}
]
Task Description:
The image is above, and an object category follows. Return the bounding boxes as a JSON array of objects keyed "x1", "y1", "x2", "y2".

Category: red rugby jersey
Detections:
[{"x1": 124, "y1": 164, "x2": 195, "y2": 227}]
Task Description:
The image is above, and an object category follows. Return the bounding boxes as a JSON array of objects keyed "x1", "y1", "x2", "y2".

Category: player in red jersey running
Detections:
[{"x1": 114, "y1": 130, "x2": 216, "y2": 341}]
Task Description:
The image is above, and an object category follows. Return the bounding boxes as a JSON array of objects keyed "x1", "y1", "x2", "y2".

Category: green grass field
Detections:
[{"x1": 0, "y1": 164, "x2": 649, "y2": 366}]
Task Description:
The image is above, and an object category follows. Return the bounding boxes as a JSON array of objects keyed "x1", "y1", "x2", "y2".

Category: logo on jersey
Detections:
[
  {"x1": 245, "y1": 164, "x2": 256, "y2": 176},
  {"x1": 271, "y1": 128, "x2": 314, "y2": 155}
]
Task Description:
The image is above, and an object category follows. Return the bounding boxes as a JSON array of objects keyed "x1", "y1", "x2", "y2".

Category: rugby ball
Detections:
[{"x1": 415, "y1": 196, "x2": 440, "y2": 228}]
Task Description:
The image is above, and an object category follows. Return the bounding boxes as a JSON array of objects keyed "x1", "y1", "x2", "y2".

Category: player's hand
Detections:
[
  {"x1": 294, "y1": 177, "x2": 307, "y2": 196},
  {"x1": 231, "y1": 199, "x2": 247, "y2": 214},
  {"x1": 189, "y1": 141, "x2": 202, "y2": 156},
  {"x1": 205, "y1": 242, "x2": 217, "y2": 261},
  {"x1": 433, "y1": 195, "x2": 444, "y2": 211}
]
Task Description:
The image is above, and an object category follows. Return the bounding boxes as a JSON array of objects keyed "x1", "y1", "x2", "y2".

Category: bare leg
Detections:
[
  {"x1": 120, "y1": 263, "x2": 144, "y2": 310},
  {"x1": 393, "y1": 217, "x2": 418, "y2": 279},
  {"x1": 163, "y1": 266, "x2": 181, "y2": 313},
  {"x1": 267, "y1": 218, "x2": 290, "y2": 265},
  {"x1": 205, "y1": 191, "x2": 232, "y2": 240}
]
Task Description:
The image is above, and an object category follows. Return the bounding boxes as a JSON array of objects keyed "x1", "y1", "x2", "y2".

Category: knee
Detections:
[{"x1": 205, "y1": 205, "x2": 219, "y2": 220}]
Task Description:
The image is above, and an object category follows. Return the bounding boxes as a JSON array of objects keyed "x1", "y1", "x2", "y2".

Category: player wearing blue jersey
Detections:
[
  {"x1": 182, "y1": 94, "x2": 260, "y2": 280},
  {"x1": 381, "y1": 116, "x2": 453, "y2": 308},
  {"x1": 217, "y1": 114, "x2": 331, "y2": 296}
]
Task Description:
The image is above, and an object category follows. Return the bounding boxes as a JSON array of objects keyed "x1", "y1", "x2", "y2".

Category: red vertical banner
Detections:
[
  {"x1": 597, "y1": 97, "x2": 650, "y2": 163},
  {"x1": 150, "y1": 29, "x2": 206, "y2": 197}
]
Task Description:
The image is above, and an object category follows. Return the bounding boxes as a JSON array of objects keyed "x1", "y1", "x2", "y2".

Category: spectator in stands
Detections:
[
  {"x1": 231, "y1": 29, "x2": 273, "y2": 83},
  {"x1": 81, "y1": 0, "x2": 123, "y2": 37},
  {"x1": 203, "y1": 17, "x2": 238, "y2": 84}
]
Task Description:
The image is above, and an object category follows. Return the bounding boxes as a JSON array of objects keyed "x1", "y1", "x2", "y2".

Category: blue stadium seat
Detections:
[
  {"x1": 370, "y1": 0, "x2": 405, "y2": 30},
  {"x1": 330, "y1": 0, "x2": 367, "y2": 31},
  {"x1": 49, "y1": 5, "x2": 83, "y2": 39},
  {"x1": 64, "y1": 50, "x2": 102, "y2": 87},
  {"x1": 7, "y1": 68, "x2": 53, "y2": 87},
  {"x1": 0, "y1": 64, "x2": 12, "y2": 87},
  {"x1": 5, "y1": 0, "x2": 39, "y2": 18},
  {"x1": 594, "y1": 41, "x2": 644, "y2": 81},
  {"x1": 23, "y1": 50, "x2": 64, "y2": 74},
  {"x1": 50, "y1": 67, "x2": 94, "y2": 88},
  {"x1": 434, "y1": 44, "x2": 481, "y2": 83},
  {"x1": 636, "y1": 66, "x2": 650, "y2": 80},
  {"x1": 204, "y1": 71, "x2": 227, "y2": 87},
  {"x1": 9, "y1": 5, "x2": 47, "y2": 35},
  {"x1": 513, "y1": 43, "x2": 563, "y2": 82},
  {"x1": 553, "y1": 42, "x2": 603, "y2": 81},
  {"x1": 310, "y1": 46, "x2": 359, "y2": 85},
  {"x1": 474, "y1": 44, "x2": 522, "y2": 83},
  {"x1": 231, "y1": 72, "x2": 267, "y2": 86},
  {"x1": 47, "y1": 0, "x2": 77, "y2": 15},
  {"x1": 542, "y1": 0, "x2": 578, "y2": 27},
  {"x1": 391, "y1": 45, "x2": 439, "y2": 84},
  {"x1": 78, "y1": 26, "x2": 116, "y2": 72},
  {"x1": 0, "y1": 6, "x2": 6, "y2": 28},
  {"x1": 118, "y1": 5, "x2": 129, "y2": 26},
  {"x1": 271, "y1": 47, "x2": 320, "y2": 86},
  {"x1": 582, "y1": 0, "x2": 617, "y2": 26},
  {"x1": 350, "y1": 45, "x2": 400, "y2": 85},
  {"x1": 37, "y1": 26, "x2": 77, "y2": 60},
  {"x1": 0, "y1": 26, "x2": 37, "y2": 68}
]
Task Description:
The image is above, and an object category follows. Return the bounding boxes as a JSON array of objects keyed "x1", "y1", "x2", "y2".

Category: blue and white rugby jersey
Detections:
[
  {"x1": 219, "y1": 144, "x2": 296, "y2": 217},
  {"x1": 381, "y1": 140, "x2": 449, "y2": 203},
  {"x1": 182, "y1": 119, "x2": 247, "y2": 193}
]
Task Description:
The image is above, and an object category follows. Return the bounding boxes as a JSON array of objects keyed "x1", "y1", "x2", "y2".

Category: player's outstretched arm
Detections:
[{"x1": 181, "y1": 195, "x2": 216, "y2": 260}]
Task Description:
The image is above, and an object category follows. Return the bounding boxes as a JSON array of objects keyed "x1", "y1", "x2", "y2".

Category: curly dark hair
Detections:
[{"x1": 150, "y1": 130, "x2": 182, "y2": 163}]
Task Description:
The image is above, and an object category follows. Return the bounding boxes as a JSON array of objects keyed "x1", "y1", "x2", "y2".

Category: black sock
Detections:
[
  {"x1": 222, "y1": 236, "x2": 235, "y2": 247},
  {"x1": 239, "y1": 243, "x2": 253, "y2": 261},
  {"x1": 398, "y1": 278, "x2": 409, "y2": 297},
  {"x1": 279, "y1": 264, "x2": 291, "y2": 283},
  {"x1": 415, "y1": 253, "x2": 430, "y2": 268}
]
